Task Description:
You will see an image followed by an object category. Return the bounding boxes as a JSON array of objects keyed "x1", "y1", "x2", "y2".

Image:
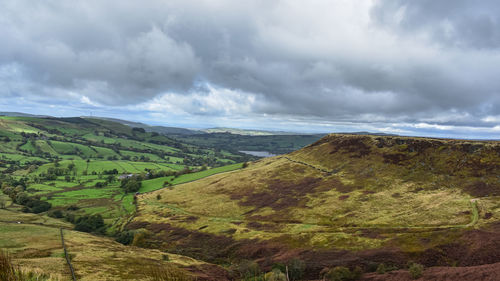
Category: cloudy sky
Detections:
[{"x1": 1, "y1": 0, "x2": 500, "y2": 138}]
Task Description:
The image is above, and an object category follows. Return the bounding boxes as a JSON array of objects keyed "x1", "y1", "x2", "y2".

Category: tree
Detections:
[
  {"x1": 15, "y1": 192, "x2": 29, "y2": 205},
  {"x1": 120, "y1": 177, "x2": 142, "y2": 193},
  {"x1": 29, "y1": 200, "x2": 51, "y2": 213},
  {"x1": 132, "y1": 127, "x2": 146, "y2": 134},
  {"x1": 116, "y1": 231, "x2": 134, "y2": 245},
  {"x1": 75, "y1": 214, "x2": 105, "y2": 233}
]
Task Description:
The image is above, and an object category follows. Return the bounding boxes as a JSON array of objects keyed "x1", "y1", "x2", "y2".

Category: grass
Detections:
[
  {"x1": 0, "y1": 116, "x2": 261, "y2": 279},
  {"x1": 0, "y1": 215, "x2": 206, "y2": 281},
  {"x1": 133, "y1": 135, "x2": 500, "y2": 254},
  {"x1": 139, "y1": 163, "x2": 244, "y2": 193}
]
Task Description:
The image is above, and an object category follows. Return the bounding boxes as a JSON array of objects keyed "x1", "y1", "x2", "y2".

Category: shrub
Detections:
[
  {"x1": 376, "y1": 263, "x2": 386, "y2": 274},
  {"x1": 376, "y1": 263, "x2": 397, "y2": 274},
  {"x1": 74, "y1": 214, "x2": 105, "y2": 233},
  {"x1": 115, "y1": 231, "x2": 134, "y2": 245},
  {"x1": 48, "y1": 210, "x2": 64, "y2": 218},
  {"x1": 237, "y1": 260, "x2": 261, "y2": 279},
  {"x1": 287, "y1": 258, "x2": 305, "y2": 281},
  {"x1": 0, "y1": 250, "x2": 50, "y2": 281},
  {"x1": 325, "y1": 266, "x2": 362, "y2": 281},
  {"x1": 0, "y1": 250, "x2": 17, "y2": 281},
  {"x1": 408, "y1": 263, "x2": 424, "y2": 279},
  {"x1": 264, "y1": 269, "x2": 287, "y2": 281},
  {"x1": 132, "y1": 231, "x2": 150, "y2": 248},
  {"x1": 66, "y1": 205, "x2": 79, "y2": 211},
  {"x1": 94, "y1": 181, "x2": 106, "y2": 188},
  {"x1": 27, "y1": 200, "x2": 51, "y2": 214}
]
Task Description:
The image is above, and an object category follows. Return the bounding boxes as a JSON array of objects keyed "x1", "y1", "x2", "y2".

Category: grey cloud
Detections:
[
  {"x1": 1, "y1": 0, "x2": 500, "y2": 128},
  {"x1": 371, "y1": 0, "x2": 500, "y2": 49}
]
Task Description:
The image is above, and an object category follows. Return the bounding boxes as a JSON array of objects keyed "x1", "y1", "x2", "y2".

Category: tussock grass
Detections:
[{"x1": 134, "y1": 135, "x2": 500, "y2": 252}]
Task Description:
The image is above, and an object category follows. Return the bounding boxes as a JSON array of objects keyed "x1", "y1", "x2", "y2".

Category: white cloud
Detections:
[{"x1": 139, "y1": 84, "x2": 257, "y2": 116}]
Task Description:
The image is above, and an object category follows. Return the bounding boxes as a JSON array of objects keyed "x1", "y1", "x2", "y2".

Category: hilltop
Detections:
[{"x1": 131, "y1": 134, "x2": 500, "y2": 280}]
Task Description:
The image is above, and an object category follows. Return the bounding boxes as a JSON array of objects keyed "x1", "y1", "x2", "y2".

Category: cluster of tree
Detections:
[
  {"x1": 26, "y1": 123, "x2": 62, "y2": 135},
  {"x1": 132, "y1": 127, "x2": 146, "y2": 134},
  {"x1": 1, "y1": 184, "x2": 51, "y2": 213},
  {"x1": 103, "y1": 168, "x2": 119, "y2": 175},
  {"x1": 0, "y1": 175, "x2": 28, "y2": 189},
  {"x1": 73, "y1": 214, "x2": 105, "y2": 233},
  {"x1": 120, "y1": 176, "x2": 142, "y2": 193},
  {"x1": 41, "y1": 166, "x2": 71, "y2": 180}
]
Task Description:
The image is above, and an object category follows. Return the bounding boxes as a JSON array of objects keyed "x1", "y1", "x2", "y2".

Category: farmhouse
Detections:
[{"x1": 118, "y1": 173, "x2": 134, "y2": 180}]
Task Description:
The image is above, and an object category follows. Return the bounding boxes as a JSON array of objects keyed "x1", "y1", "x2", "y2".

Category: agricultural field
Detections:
[{"x1": 0, "y1": 116, "x2": 254, "y2": 232}]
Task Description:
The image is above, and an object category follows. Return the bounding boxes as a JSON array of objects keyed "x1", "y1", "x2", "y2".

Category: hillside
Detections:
[
  {"x1": 201, "y1": 127, "x2": 299, "y2": 136},
  {"x1": 0, "y1": 193, "x2": 226, "y2": 281},
  {"x1": 0, "y1": 116, "x2": 254, "y2": 280},
  {"x1": 0, "y1": 116, "x2": 251, "y2": 233},
  {"x1": 131, "y1": 134, "x2": 500, "y2": 280},
  {"x1": 88, "y1": 116, "x2": 201, "y2": 135},
  {"x1": 173, "y1": 133, "x2": 325, "y2": 155}
]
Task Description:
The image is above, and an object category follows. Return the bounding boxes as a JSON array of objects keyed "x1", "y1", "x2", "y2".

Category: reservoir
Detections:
[{"x1": 239, "y1": 150, "x2": 277, "y2": 157}]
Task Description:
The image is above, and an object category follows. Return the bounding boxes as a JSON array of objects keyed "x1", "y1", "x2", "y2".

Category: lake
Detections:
[{"x1": 239, "y1": 150, "x2": 277, "y2": 157}]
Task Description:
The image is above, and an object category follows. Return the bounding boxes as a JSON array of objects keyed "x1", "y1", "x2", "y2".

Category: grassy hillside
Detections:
[
  {"x1": 0, "y1": 193, "x2": 223, "y2": 281},
  {"x1": 0, "y1": 116, "x2": 253, "y2": 231},
  {"x1": 0, "y1": 116, "x2": 254, "y2": 280},
  {"x1": 131, "y1": 134, "x2": 500, "y2": 279}
]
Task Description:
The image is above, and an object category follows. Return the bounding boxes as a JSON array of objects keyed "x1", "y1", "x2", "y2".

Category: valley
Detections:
[{"x1": 1, "y1": 117, "x2": 499, "y2": 280}]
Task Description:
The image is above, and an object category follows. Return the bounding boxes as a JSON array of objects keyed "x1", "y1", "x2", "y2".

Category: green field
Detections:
[
  {"x1": 139, "y1": 163, "x2": 244, "y2": 193},
  {"x1": 0, "y1": 116, "x2": 253, "y2": 233}
]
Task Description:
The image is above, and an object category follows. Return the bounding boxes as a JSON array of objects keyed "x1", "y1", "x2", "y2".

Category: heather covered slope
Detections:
[{"x1": 131, "y1": 134, "x2": 500, "y2": 279}]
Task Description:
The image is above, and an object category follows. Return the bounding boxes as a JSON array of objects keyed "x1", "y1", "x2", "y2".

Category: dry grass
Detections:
[
  {"x1": 0, "y1": 207, "x2": 210, "y2": 281},
  {"x1": 133, "y1": 134, "x2": 500, "y2": 252}
]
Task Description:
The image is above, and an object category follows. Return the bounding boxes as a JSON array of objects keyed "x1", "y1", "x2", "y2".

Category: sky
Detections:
[{"x1": 1, "y1": 0, "x2": 500, "y2": 138}]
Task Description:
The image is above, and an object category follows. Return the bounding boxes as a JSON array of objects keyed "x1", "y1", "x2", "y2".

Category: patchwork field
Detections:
[{"x1": 0, "y1": 116, "x2": 253, "y2": 232}]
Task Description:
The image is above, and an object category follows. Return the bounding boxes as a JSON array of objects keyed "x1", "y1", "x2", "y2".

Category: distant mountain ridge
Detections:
[
  {"x1": 84, "y1": 116, "x2": 201, "y2": 135},
  {"x1": 201, "y1": 127, "x2": 304, "y2": 136},
  {"x1": 0, "y1": 112, "x2": 51, "y2": 118}
]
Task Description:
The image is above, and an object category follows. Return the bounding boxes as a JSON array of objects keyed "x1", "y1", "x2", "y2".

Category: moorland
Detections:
[{"x1": 1, "y1": 115, "x2": 500, "y2": 280}]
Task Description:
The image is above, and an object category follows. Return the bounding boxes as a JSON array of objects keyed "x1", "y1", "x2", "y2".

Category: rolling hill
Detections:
[
  {"x1": 2, "y1": 116, "x2": 500, "y2": 280},
  {"x1": 130, "y1": 134, "x2": 500, "y2": 280}
]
